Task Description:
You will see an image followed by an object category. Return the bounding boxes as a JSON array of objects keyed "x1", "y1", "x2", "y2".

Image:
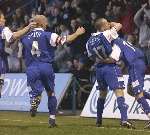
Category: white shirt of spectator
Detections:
[
  {"x1": 92, "y1": 27, "x2": 118, "y2": 43},
  {"x1": 109, "y1": 44, "x2": 121, "y2": 61},
  {"x1": 1, "y1": 27, "x2": 13, "y2": 42}
]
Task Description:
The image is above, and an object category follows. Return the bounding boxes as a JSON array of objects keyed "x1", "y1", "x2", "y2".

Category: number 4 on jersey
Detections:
[{"x1": 31, "y1": 41, "x2": 41, "y2": 57}]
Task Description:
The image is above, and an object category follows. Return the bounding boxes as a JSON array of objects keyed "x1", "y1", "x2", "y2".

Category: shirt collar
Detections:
[
  {"x1": 33, "y1": 28, "x2": 44, "y2": 31},
  {"x1": 91, "y1": 31, "x2": 101, "y2": 36}
]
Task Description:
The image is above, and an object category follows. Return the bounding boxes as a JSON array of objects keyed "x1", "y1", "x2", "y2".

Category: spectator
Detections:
[
  {"x1": 120, "y1": 0, "x2": 134, "y2": 36},
  {"x1": 1, "y1": 0, "x2": 149, "y2": 75},
  {"x1": 134, "y1": 2, "x2": 150, "y2": 73}
]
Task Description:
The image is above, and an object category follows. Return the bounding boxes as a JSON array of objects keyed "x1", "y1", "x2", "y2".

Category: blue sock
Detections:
[
  {"x1": 137, "y1": 96, "x2": 150, "y2": 114},
  {"x1": 117, "y1": 97, "x2": 128, "y2": 122},
  {"x1": 48, "y1": 96, "x2": 57, "y2": 116},
  {"x1": 97, "y1": 98, "x2": 105, "y2": 123},
  {"x1": 143, "y1": 91, "x2": 150, "y2": 100}
]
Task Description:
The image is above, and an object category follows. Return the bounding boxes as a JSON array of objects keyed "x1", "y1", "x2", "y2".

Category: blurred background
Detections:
[{"x1": 0, "y1": 0, "x2": 150, "y2": 110}]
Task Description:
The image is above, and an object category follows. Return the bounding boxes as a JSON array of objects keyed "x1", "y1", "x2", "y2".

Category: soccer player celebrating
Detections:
[
  {"x1": 86, "y1": 18, "x2": 134, "y2": 128},
  {"x1": 0, "y1": 10, "x2": 36, "y2": 98},
  {"x1": 18, "y1": 15, "x2": 85, "y2": 127},
  {"x1": 101, "y1": 37, "x2": 150, "y2": 129}
]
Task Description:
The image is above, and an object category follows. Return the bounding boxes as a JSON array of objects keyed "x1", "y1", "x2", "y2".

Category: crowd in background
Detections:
[
  {"x1": 0, "y1": 0, "x2": 150, "y2": 109},
  {"x1": 0, "y1": 0, "x2": 150, "y2": 81}
]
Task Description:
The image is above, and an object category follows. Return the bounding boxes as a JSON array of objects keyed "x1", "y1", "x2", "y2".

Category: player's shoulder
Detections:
[
  {"x1": 113, "y1": 37, "x2": 123, "y2": 44},
  {"x1": 1, "y1": 26, "x2": 11, "y2": 34},
  {"x1": 88, "y1": 32, "x2": 102, "y2": 41},
  {"x1": 2, "y1": 26, "x2": 9, "y2": 31},
  {"x1": 44, "y1": 31, "x2": 52, "y2": 36}
]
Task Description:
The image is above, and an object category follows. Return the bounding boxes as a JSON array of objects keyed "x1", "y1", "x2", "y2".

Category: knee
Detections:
[
  {"x1": 47, "y1": 91, "x2": 55, "y2": 97},
  {"x1": 135, "y1": 91, "x2": 144, "y2": 100},
  {"x1": 99, "y1": 91, "x2": 107, "y2": 99},
  {"x1": 115, "y1": 89, "x2": 124, "y2": 97},
  {"x1": 127, "y1": 84, "x2": 135, "y2": 97}
]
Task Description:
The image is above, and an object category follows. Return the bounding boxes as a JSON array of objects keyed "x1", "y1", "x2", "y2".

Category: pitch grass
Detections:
[{"x1": 0, "y1": 111, "x2": 150, "y2": 135}]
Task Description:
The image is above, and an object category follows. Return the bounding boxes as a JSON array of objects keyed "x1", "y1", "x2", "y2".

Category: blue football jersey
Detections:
[
  {"x1": 86, "y1": 27, "x2": 119, "y2": 62},
  {"x1": 110, "y1": 38, "x2": 144, "y2": 65},
  {"x1": 20, "y1": 29, "x2": 55, "y2": 66},
  {"x1": 86, "y1": 33, "x2": 113, "y2": 60}
]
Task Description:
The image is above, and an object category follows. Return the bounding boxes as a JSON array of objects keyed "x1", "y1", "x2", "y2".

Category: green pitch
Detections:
[{"x1": 0, "y1": 111, "x2": 149, "y2": 135}]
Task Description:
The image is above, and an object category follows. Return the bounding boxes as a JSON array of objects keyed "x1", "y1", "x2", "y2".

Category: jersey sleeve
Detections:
[
  {"x1": 2, "y1": 27, "x2": 14, "y2": 43},
  {"x1": 109, "y1": 44, "x2": 121, "y2": 61},
  {"x1": 50, "y1": 33, "x2": 67, "y2": 47},
  {"x1": 103, "y1": 27, "x2": 118, "y2": 43}
]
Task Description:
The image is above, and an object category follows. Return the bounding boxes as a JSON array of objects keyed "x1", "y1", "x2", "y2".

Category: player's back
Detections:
[
  {"x1": 112, "y1": 38, "x2": 144, "y2": 65},
  {"x1": 86, "y1": 33, "x2": 112, "y2": 60},
  {"x1": 21, "y1": 28, "x2": 55, "y2": 67}
]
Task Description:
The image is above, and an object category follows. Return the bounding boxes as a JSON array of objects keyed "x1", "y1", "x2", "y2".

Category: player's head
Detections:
[
  {"x1": 0, "y1": 10, "x2": 6, "y2": 26},
  {"x1": 95, "y1": 18, "x2": 111, "y2": 32},
  {"x1": 32, "y1": 15, "x2": 48, "y2": 29}
]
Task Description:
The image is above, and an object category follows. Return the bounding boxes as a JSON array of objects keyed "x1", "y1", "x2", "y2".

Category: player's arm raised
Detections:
[
  {"x1": 50, "y1": 27, "x2": 85, "y2": 46},
  {"x1": 110, "y1": 22, "x2": 122, "y2": 32},
  {"x1": 3, "y1": 22, "x2": 36, "y2": 43},
  {"x1": 66, "y1": 27, "x2": 85, "y2": 43},
  {"x1": 103, "y1": 22, "x2": 122, "y2": 43},
  {"x1": 12, "y1": 22, "x2": 36, "y2": 40}
]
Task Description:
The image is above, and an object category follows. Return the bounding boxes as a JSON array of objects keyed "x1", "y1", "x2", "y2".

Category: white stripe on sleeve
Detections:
[{"x1": 50, "y1": 33, "x2": 67, "y2": 46}]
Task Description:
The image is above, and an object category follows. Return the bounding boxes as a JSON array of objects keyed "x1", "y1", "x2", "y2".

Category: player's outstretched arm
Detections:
[
  {"x1": 110, "y1": 22, "x2": 122, "y2": 32},
  {"x1": 50, "y1": 27, "x2": 85, "y2": 46},
  {"x1": 12, "y1": 22, "x2": 36, "y2": 40},
  {"x1": 66, "y1": 27, "x2": 85, "y2": 43}
]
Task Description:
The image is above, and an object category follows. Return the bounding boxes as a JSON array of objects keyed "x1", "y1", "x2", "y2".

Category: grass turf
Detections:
[{"x1": 0, "y1": 111, "x2": 150, "y2": 135}]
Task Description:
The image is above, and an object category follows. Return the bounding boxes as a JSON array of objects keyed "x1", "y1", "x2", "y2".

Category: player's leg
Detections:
[
  {"x1": 0, "y1": 59, "x2": 7, "y2": 98},
  {"x1": 47, "y1": 91, "x2": 57, "y2": 128},
  {"x1": 105, "y1": 65, "x2": 134, "y2": 128},
  {"x1": 26, "y1": 66, "x2": 43, "y2": 117},
  {"x1": 127, "y1": 77, "x2": 150, "y2": 100},
  {"x1": 96, "y1": 67, "x2": 108, "y2": 127},
  {"x1": 0, "y1": 74, "x2": 4, "y2": 98},
  {"x1": 143, "y1": 91, "x2": 150, "y2": 100},
  {"x1": 114, "y1": 89, "x2": 133, "y2": 128},
  {"x1": 136, "y1": 92, "x2": 150, "y2": 129},
  {"x1": 96, "y1": 89, "x2": 107, "y2": 127},
  {"x1": 29, "y1": 80, "x2": 43, "y2": 117},
  {"x1": 128, "y1": 60, "x2": 150, "y2": 128},
  {"x1": 40, "y1": 63, "x2": 57, "y2": 127}
]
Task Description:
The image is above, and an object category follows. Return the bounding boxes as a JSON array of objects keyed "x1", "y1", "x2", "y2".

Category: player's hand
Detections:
[
  {"x1": 75, "y1": 27, "x2": 85, "y2": 36},
  {"x1": 27, "y1": 22, "x2": 37, "y2": 29}
]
